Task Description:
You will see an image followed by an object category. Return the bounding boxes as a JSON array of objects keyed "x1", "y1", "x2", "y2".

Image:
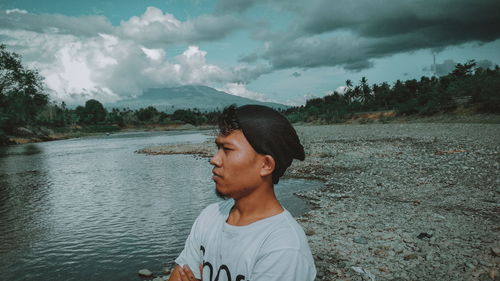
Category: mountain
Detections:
[{"x1": 105, "y1": 85, "x2": 288, "y2": 112}]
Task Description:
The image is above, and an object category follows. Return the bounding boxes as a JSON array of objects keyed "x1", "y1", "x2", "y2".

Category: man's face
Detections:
[{"x1": 209, "y1": 130, "x2": 263, "y2": 199}]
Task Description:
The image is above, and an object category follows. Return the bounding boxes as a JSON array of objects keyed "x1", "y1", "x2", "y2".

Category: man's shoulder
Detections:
[
  {"x1": 257, "y1": 211, "x2": 315, "y2": 268},
  {"x1": 198, "y1": 200, "x2": 233, "y2": 221},
  {"x1": 261, "y1": 211, "x2": 309, "y2": 251}
]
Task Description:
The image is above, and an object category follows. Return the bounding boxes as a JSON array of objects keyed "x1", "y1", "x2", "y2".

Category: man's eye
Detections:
[{"x1": 223, "y1": 147, "x2": 231, "y2": 151}]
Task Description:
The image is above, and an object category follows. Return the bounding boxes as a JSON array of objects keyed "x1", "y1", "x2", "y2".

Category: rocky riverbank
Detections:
[
  {"x1": 2, "y1": 124, "x2": 215, "y2": 145},
  {"x1": 138, "y1": 122, "x2": 499, "y2": 281},
  {"x1": 288, "y1": 123, "x2": 499, "y2": 281}
]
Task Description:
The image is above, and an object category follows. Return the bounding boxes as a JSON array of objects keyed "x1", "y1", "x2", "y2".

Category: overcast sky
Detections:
[{"x1": 2, "y1": 0, "x2": 500, "y2": 105}]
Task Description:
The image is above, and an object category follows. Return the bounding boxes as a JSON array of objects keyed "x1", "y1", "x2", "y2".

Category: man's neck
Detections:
[{"x1": 226, "y1": 183, "x2": 284, "y2": 226}]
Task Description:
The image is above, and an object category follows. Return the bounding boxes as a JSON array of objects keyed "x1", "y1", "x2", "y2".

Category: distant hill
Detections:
[{"x1": 105, "y1": 85, "x2": 288, "y2": 112}]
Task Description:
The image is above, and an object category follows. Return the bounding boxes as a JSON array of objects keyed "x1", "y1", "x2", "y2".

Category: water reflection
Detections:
[
  {"x1": 0, "y1": 143, "x2": 43, "y2": 157},
  {"x1": 0, "y1": 142, "x2": 53, "y2": 276}
]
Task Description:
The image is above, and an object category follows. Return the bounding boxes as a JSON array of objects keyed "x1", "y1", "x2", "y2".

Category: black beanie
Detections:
[{"x1": 235, "y1": 105, "x2": 305, "y2": 184}]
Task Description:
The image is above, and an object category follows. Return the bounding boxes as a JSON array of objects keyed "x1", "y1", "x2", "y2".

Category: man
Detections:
[{"x1": 169, "y1": 104, "x2": 316, "y2": 281}]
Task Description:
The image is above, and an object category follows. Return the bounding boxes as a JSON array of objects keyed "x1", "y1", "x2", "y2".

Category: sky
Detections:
[{"x1": 1, "y1": 0, "x2": 500, "y2": 106}]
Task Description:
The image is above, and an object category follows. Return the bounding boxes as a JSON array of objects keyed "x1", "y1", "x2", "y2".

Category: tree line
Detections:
[
  {"x1": 284, "y1": 60, "x2": 500, "y2": 123},
  {"x1": 38, "y1": 100, "x2": 220, "y2": 130}
]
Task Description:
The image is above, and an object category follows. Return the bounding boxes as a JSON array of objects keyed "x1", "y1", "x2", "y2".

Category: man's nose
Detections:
[{"x1": 209, "y1": 150, "x2": 221, "y2": 166}]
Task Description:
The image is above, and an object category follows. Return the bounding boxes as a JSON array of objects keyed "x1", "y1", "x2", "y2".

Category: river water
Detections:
[{"x1": 0, "y1": 131, "x2": 320, "y2": 280}]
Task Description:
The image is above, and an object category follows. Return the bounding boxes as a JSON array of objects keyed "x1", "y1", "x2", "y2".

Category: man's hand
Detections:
[{"x1": 167, "y1": 265, "x2": 201, "y2": 281}]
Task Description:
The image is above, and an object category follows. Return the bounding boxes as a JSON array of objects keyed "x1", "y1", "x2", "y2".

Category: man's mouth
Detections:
[{"x1": 212, "y1": 170, "x2": 223, "y2": 179}]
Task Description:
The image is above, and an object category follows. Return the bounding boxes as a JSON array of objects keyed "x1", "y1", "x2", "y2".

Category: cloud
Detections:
[
  {"x1": 335, "y1": 86, "x2": 348, "y2": 95},
  {"x1": 0, "y1": 9, "x2": 114, "y2": 37},
  {"x1": 296, "y1": 0, "x2": 500, "y2": 41},
  {"x1": 433, "y1": 59, "x2": 458, "y2": 76},
  {"x1": 215, "y1": 0, "x2": 264, "y2": 14},
  {"x1": 140, "y1": 47, "x2": 166, "y2": 61},
  {"x1": 6, "y1": 9, "x2": 28, "y2": 14},
  {"x1": 234, "y1": 0, "x2": 500, "y2": 72},
  {"x1": 118, "y1": 7, "x2": 244, "y2": 47},
  {"x1": 0, "y1": 30, "x2": 233, "y2": 105},
  {"x1": 425, "y1": 58, "x2": 496, "y2": 76},
  {"x1": 230, "y1": 63, "x2": 273, "y2": 83},
  {"x1": 343, "y1": 60, "x2": 374, "y2": 72},
  {"x1": 477, "y1": 59, "x2": 495, "y2": 69},
  {"x1": 257, "y1": 32, "x2": 378, "y2": 71},
  {"x1": 291, "y1": 72, "x2": 301, "y2": 77},
  {"x1": 217, "y1": 83, "x2": 269, "y2": 102},
  {"x1": 1, "y1": 7, "x2": 243, "y2": 46}
]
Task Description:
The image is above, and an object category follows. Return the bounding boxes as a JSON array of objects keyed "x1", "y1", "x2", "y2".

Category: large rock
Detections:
[{"x1": 138, "y1": 269, "x2": 153, "y2": 277}]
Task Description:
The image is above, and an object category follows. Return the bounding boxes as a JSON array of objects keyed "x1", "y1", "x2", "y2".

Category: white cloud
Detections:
[
  {"x1": 0, "y1": 7, "x2": 251, "y2": 104},
  {"x1": 120, "y1": 7, "x2": 181, "y2": 41},
  {"x1": 217, "y1": 83, "x2": 269, "y2": 102},
  {"x1": 335, "y1": 85, "x2": 348, "y2": 95},
  {"x1": 6, "y1": 9, "x2": 28, "y2": 15},
  {"x1": 142, "y1": 45, "x2": 230, "y2": 87},
  {"x1": 41, "y1": 34, "x2": 121, "y2": 103},
  {"x1": 141, "y1": 47, "x2": 166, "y2": 61},
  {"x1": 118, "y1": 6, "x2": 243, "y2": 46}
]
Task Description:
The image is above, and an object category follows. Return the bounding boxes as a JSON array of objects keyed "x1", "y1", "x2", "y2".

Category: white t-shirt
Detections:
[{"x1": 175, "y1": 200, "x2": 316, "y2": 281}]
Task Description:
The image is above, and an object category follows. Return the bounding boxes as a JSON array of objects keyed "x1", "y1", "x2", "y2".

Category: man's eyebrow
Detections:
[{"x1": 215, "y1": 139, "x2": 233, "y2": 147}]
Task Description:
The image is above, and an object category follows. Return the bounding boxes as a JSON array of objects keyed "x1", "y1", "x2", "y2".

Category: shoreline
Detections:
[
  {"x1": 3, "y1": 124, "x2": 217, "y2": 146},
  {"x1": 139, "y1": 122, "x2": 500, "y2": 281},
  {"x1": 4, "y1": 113, "x2": 499, "y2": 146}
]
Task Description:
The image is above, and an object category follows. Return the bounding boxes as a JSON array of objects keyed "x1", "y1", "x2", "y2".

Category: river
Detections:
[{"x1": 0, "y1": 130, "x2": 320, "y2": 280}]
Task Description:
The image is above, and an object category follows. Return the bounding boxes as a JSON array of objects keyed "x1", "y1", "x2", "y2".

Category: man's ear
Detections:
[{"x1": 260, "y1": 155, "x2": 275, "y2": 177}]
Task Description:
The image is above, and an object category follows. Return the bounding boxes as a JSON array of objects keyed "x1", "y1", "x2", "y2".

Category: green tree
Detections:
[
  {"x1": 136, "y1": 106, "x2": 159, "y2": 122},
  {"x1": 77, "y1": 99, "x2": 107, "y2": 124},
  {"x1": 0, "y1": 44, "x2": 48, "y2": 132},
  {"x1": 171, "y1": 109, "x2": 206, "y2": 125}
]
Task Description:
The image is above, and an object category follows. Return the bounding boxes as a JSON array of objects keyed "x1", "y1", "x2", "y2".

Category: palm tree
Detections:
[{"x1": 344, "y1": 79, "x2": 353, "y2": 103}]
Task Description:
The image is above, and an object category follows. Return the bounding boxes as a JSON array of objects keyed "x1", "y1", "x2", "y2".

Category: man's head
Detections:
[{"x1": 210, "y1": 105, "x2": 304, "y2": 198}]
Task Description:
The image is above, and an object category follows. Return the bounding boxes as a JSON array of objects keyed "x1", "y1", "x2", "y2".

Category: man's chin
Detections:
[{"x1": 215, "y1": 188, "x2": 229, "y2": 200}]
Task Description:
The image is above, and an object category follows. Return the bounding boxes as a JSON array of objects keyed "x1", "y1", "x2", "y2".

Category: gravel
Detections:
[{"x1": 287, "y1": 123, "x2": 500, "y2": 281}]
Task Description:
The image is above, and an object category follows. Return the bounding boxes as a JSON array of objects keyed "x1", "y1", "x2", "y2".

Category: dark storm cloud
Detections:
[
  {"x1": 343, "y1": 60, "x2": 374, "y2": 72},
  {"x1": 298, "y1": 0, "x2": 500, "y2": 40},
  {"x1": 227, "y1": 0, "x2": 500, "y2": 72},
  {"x1": 256, "y1": 32, "x2": 377, "y2": 71}
]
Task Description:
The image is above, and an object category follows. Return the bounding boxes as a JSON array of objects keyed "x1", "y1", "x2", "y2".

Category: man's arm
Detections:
[
  {"x1": 168, "y1": 265, "x2": 200, "y2": 281},
  {"x1": 173, "y1": 214, "x2": 204, "y2": 280}
]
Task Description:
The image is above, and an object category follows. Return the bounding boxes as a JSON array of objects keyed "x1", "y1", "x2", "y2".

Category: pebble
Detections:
[
  {"x1": 491, "y1": 247, "x2": 500, "y2": 257},
  {"x1": 353, "y1": 236, "x2": 368, "y2": 244},
  {"x1": 465, "y1": 263, "x2": 475, "y2": 269}
]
